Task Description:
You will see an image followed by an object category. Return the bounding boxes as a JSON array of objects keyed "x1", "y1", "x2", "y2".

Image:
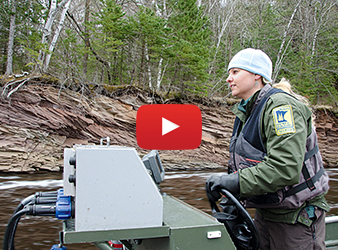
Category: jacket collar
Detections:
[
  {"x1": 231, "y1": 84, "x2": 272, "y2": 122},
  {"x1": 251, "y1": 84, "x2": 272, "y2": 112}
]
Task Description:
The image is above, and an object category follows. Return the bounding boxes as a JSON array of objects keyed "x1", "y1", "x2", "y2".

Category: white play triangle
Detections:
[{"x1": 162, "y1": 117, "x2": 180, "y2": 136}]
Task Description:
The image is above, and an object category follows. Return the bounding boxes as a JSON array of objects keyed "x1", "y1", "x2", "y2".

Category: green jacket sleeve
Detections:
[{"x1": 239, "y1": 93, "x2": 313, "y2": 197}]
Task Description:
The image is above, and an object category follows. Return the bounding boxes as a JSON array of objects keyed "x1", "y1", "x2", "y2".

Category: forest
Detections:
[{"x1": 1, "y1": 0, "x2": 338, "y2": 104}]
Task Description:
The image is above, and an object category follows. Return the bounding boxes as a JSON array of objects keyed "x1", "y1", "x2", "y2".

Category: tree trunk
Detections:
[
  {"x1": 5, "y1": 0, "x2": 16, "y2": 76},
  {"x1": 66, "y1": 11, "x2": 112, "y2": 83},
  {"x1": 139, "y1": 42, "x2": 145, "y2": 87},
  {"x1": 208, "y1": 0, "x2": 238, "y2": 75},
  {"x1": 273, "y1": 0, "x2": 302, "y2": 81},
  {"x1": 154, "y1": 0, "x2": 168, "y2": 91},
  {"x1": 37, "y1": 0, "x2": 70, "y2": 72},
  {"x1": 83, "y1": 0, "x2": 91, "y2": 76},
  {"x1": 1, "y1": 46, "x2": 7, "y2": 74},
  {"x1": 43, "y1": 0, "x2": 71, "y2": 72},
  {"x1": 310, "y1": 2, "x2": 335, "y2": 64},
  {"x1": 156, "y1": 58, "x2": 163, "y2": 90},
  {"x1": 37, "y1": 0, "x2": 57, "y2": 69},
  {"x1": 145, "y1": 43, "x2": 152, "y2": 88}
]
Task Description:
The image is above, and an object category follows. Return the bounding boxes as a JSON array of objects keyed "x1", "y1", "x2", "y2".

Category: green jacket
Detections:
[{"x1": 231, "y1": 85, "x2": 329, "y2": 225}]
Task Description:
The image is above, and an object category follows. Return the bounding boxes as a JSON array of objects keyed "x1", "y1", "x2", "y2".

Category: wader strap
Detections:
[
  {"x1": 302, "y1": 163, "x2": 316, "y2": 191},
  {"x1": 285, "y1": 167, "x2": 324, "y2": 197},
  {"x1": 302, "y1": 145, "x2": 319, "y2": 192},
  {"x1": 285, "y1": 145, "x2": 322, "y2": 197},
  {"x1": 304, "y1": 145, "x2": 319, "y2": 162}
]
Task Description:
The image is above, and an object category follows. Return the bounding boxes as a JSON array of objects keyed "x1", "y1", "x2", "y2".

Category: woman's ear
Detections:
[{"x1": 254, "y1": 74, "x2": 262, "y2": 81}]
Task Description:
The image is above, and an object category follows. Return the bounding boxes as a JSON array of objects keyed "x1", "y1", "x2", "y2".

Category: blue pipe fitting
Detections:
[
  {"x1": 50, "y1": 244, "x2": 67, "y2": 250},
  {"x1": 55, "y1": 189, "x2": 72, "y2": 220}
]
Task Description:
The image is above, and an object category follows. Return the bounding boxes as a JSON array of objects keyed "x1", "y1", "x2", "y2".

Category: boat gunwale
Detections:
[{"x1": 325, "y1": 215, "x2": 338, "y2": 224}]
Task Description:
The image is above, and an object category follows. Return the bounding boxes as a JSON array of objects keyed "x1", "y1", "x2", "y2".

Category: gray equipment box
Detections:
[{"x1": 63, "y1": 145, "x2": 163, "y2": 232}]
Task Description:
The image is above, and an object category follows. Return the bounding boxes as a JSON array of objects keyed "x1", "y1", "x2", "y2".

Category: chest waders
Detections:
[{"x1": 229, "y1": 88, "x2": 329, "y2": 209}]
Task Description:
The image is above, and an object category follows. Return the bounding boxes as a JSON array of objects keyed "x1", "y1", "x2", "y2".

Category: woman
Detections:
[{"x1": 206, "y1": 48, "x2": 330, "y2": 250}]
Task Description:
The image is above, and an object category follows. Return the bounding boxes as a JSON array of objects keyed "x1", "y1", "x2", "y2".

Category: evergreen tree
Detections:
[
  {"x1": 166, "y1": 0, "x2": 213, "y2": 96},
  {"x1": 88, "y1": 0, "x2": 126, "y2": 84},
  {"x1": 127, "y1": 6, "x2": 170, "y2": 89},
  {"x1": 1, "y1": 0, "x2": 338, "y2": 104},
  {"x1": 1, "y1": 0, "x2": 45, "y2": 74}
]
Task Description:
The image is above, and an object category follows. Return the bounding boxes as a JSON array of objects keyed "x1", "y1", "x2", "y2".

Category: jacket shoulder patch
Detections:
[{"x1": 272, "y1": 105, "x2": 296, "y2": 136}]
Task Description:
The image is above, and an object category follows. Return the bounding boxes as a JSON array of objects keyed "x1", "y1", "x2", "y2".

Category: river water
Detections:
[{"x1": 1, "y1": 168, "x2": 337, "y2": 250}]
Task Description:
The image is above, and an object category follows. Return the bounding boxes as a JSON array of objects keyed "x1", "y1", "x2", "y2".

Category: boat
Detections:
[
  {"x1": 326, "y1": 216, "x2": 338, "y2": 249},
  {"x1": 3, "y1": 143, "x2": 338, "y2": 250}
]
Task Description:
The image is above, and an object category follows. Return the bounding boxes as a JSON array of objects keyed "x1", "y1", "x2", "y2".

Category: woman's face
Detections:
[{"x1": 226, "y1": 68, "x2": 262, "y2": 100}]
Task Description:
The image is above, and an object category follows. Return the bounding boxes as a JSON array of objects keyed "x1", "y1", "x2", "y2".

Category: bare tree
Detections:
[
  {"x1": 43, "y1": 0, "x2": 71, "y2": 72},
  {"x1": 36, "y1": 0, "x2": 72, "y2": 72},
  {"x1": 83, "y1": 0, "x2": 91, "y2": 76},
  {"x1": 273, "y1": 0, "x2": 302, "y2": 81},
  {"x1": 154, "y1": 0, "x2": 169, "y2": 90},
  {"x1": 308, "y1": 0, "x2": 337, "y2": 63},
  {"x1": 208, "y1": 0, "x2": 240, "y2": 75},
  {"x1": 5, "y1": 0, "x2": 16, "y2": 75},
  {"x1": 66, "y1": 10, "x2": 112, "y2": 83}
]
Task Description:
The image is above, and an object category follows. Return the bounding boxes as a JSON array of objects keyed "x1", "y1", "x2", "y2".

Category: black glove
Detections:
[{"x1": 205, "y1": 172, "x2": 240, "y2": 202}]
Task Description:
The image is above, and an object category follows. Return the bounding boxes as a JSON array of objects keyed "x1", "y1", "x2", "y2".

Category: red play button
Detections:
[{"x1": 136, "y1": 104, "x2": 202, "y2": 150}]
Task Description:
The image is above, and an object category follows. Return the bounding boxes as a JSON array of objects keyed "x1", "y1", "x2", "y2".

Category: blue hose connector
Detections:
[
  {"x1": 51, "y1": 244, "x2": 67, "y2": 250},
  {"x1": 55, "y1": 189, "x2": 72, "y2": 220}
]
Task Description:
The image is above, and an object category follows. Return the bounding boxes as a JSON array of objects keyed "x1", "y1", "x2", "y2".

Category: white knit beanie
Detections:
[{"x1": 227, "y1": 48, "x2": 272, "y2": 82}]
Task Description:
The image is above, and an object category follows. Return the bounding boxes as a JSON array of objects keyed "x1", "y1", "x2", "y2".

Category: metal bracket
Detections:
[{"x1": 100, "y1": 137, "x2": 110, "y2": 146}]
